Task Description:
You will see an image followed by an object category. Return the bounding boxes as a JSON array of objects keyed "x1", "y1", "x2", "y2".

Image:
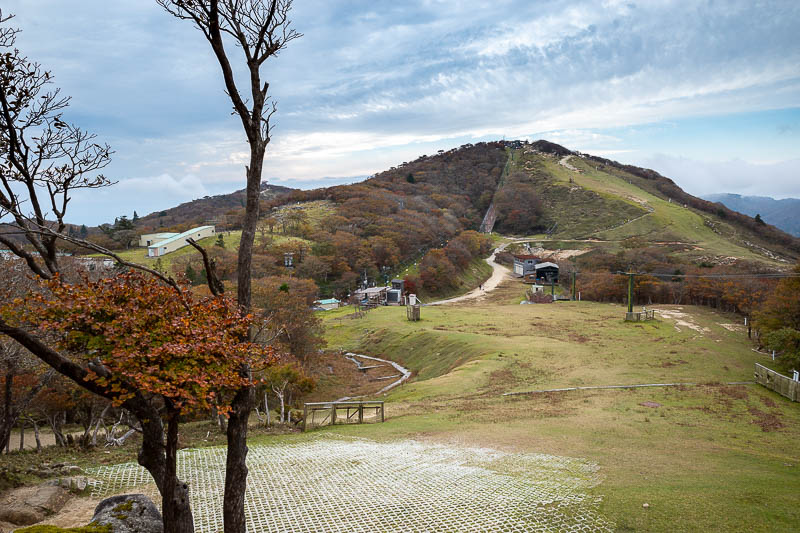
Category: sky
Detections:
[{"x1": 3, "y1": 0, "x2": 800, "y2": 225}]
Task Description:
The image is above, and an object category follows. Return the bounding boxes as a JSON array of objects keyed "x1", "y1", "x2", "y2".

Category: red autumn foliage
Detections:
[{"x1": 18, "y1": 271, "x2": 279, "y2": 414}]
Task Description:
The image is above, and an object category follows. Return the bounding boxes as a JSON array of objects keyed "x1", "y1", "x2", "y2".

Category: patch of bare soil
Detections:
[
  {"x1": 34, "y1": 495, "x2": 100, "y2": 529},
  {"x1": 639, "y1": 401, "x2": 662, "y2": 408},
  {"x1": 657, "y1": 359, "x2": 688, "y2": 368},
  {"x1": 717, "y1": 385, "x2": 748, "y2": 400},
  {"x1": 748, "y1": 407, "x2": 785, "y2": 432},
  {"x1": 760, "y1": 396, "x2": 778, "y2": 408},
  {"x1": 654, "y1": 308, "x2": 710, "y2": 334},
  {"x1": 304, "y1": 351, "x2": 402, "y2": 402}
]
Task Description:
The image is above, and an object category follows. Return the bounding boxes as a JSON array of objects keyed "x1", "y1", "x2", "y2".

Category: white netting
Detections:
[{"x1": 86, "y1": 436, "x2": 614, "y2": 532}]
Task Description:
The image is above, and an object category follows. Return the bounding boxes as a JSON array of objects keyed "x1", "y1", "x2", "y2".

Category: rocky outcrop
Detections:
[{"x1": 91, "y1": 494, "x2": 163, "y2": 533}]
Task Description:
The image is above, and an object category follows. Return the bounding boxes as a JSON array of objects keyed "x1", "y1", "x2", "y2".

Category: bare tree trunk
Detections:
[
  {"x1": 273, "y1": 386, "x2": 285, "y2": 423},
  {"x1": 48, "y1": 412, "x2": 66, "y2": 447},
  {"x1": 264, "y1": 392, "x2": 270, "y2": 427},
  {"x1": 27, "y1": 416, "x2": 41, "y2": 453},
  {"x1": 92, "y1": 404, "x2": 110, "y2": 447},
  {"x1": 138, "y1": 411, "x2": 193, "y2": 533},
  {"x1": 1, "y1": 365, "x2": 18, "y2": 452},
  {"x1": 224, "y1": 386, "x2": 253, "y2": 533},
  {"x1": 18, "y1": 418, "x2": 24, "y2": 451},
  {"x1": 162, "y1": 409, "x2": 193, "y2": 533}
]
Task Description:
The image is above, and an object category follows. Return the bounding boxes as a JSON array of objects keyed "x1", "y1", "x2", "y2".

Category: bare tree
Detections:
[
  {"x1": 157, "y1": 0, "x2": 300, "y2": 310},
  {"x1": 0, "y1": 13, "x2": 195, "y2": 532},
  {"x1": 0, "y1": 12, "x2": 113, "y2": 278},
  {"x1": 0, "y1": 337, "x2": 54, "y2": 452},
  {"x1": 156, "y1": 2, "x2": 300, "y2": 531}
]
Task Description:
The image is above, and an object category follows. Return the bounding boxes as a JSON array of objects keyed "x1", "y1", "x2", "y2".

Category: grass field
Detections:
[
  {"x1": 320, "y1": 278, "x2": 800, "y2": 531},
  {"x1": 88, "y1": 231, "x2": 309, "y2": 272}
]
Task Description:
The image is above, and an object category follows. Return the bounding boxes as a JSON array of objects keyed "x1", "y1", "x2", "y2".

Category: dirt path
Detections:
[{"x1": 427, "y1": 243, "x2": 511, "y2": 306}]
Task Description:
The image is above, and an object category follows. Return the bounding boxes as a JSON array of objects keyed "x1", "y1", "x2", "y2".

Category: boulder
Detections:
[
  {"x1": 0, "y1": 484, "x2": 70, "y2": 526},
  {"x1": 92, "y1": 494, "x2": 163, "y2": 533}
]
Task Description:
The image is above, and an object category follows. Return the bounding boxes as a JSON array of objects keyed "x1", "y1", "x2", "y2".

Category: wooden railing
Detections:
[
  {"x1": 754, "y1": 363, "x2": 799, "y2": 402},
  {"x1": 303, "y1": 400, "x2": 385, "y2": 431}
]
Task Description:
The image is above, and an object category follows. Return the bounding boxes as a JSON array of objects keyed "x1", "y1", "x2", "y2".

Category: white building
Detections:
[
  {"x1": 139, "y1": 232, "x2": 179, "y2": 247},
  {"x1": 147, "y1": 226, "x2": 216, "y2": 257}
]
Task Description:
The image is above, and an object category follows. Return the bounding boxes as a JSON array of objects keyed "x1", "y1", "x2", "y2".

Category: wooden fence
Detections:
[
  {"x1": 303, "y1": 400, "x2": 385, "y2": 431},
  {"x1": 754, "y1": 363, "x2": 799, "y2": 402}
]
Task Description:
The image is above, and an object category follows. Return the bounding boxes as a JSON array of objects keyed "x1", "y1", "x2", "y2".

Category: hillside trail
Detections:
[
  {"x1": 559, "y1": 155, "x2": 579, "y2": 172},
  {"x1": 426, "y1": 242, "x2": 512, "y2": 306}
]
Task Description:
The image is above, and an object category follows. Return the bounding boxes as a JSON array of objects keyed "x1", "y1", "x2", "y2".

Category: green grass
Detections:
[
  {"x1": 565, "y1": 156, "x2": 788, "y2": 265},
  {"x1": 319, "y1": 279, "x2": 800, "y2": 531},
  {"x1": 511, "y1": 152, "x2": 647, "y2": 239},
  {"x1": 510, "y1": 152, "x2": 788, "y2": 266},
  {"x1": 88, "y1": 231, "x2": 310, "y2": 273},
  {"x1": 272, "y1": 200, "x2": 336, "y2": 231}
]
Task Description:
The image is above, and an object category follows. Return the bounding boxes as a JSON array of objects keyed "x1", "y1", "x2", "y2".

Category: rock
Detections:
[
  {"x1": 92, "y1": 494, "x2": 163, "y2": 533},
  {"x1": 0, "y1": 484, "x2": 70, "y2": 525},
  {"x1": 63, "y1": 465, "x2": 83, "y2": 475},
  {"x1": 46, "y1": 476, "x2": 92, "y2": 494},
  {"x1": 642, "y1": 503, "x2": 650, "y2": 509}
]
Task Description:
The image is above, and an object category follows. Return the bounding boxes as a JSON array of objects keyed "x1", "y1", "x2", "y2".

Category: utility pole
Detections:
[
  {"x1": 626, "y1": 272, "x2": 635, "y2": 313},
  {"x1": 571, "y1": 271, "x2": 578, "y2": 301}
]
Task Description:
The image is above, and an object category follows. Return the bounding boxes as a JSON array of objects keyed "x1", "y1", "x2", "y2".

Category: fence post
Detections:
[
  {"x1": 358, "y1": 402, "x2": 364, "y2": 424},
  {"x1": 331, "y1": 403, "x2": 337, "y2": 426},
  {"x1": 303, "y1": 404, "x2": 308, "y2": 432},
  {"x1": 380, "y1": 402, "x2": 385, "y2": 423}
]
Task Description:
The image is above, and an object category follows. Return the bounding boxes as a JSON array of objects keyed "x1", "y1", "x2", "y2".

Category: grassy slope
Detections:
[
  {"x1": 510, "y1": 151, "x2": 647, "y2": 238},
  {"x1": 320, "y1": 280, "x2": 800, "y2": 531},
  {"x1": 513, "y1": 151, "x2": 789, "y2": 266},
  {"x1": 90, "y1": 231, "x2": 311, "y2": 272},
  {"x1": 566, "y1": 156, "x2": 786, "y2": 263}
]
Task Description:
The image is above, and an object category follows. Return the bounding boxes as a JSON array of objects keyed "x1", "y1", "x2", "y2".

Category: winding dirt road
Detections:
[{"x1": 427, "y1": 243, "x2": 511, "y2": 306}]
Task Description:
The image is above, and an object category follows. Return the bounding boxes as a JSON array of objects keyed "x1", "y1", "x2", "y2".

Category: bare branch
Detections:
[{"x1": 187, "y1": 237, "x2": 225, "y2": 296}]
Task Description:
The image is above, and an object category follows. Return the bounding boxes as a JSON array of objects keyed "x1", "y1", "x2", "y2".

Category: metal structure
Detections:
[{"x1": 85, "y1": 437, "x2": 615, "y2": 532}]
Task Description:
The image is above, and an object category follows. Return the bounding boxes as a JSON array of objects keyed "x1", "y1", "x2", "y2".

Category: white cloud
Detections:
[{"x1": 634, "y1": 155, "x2": 800, "y2": 199}]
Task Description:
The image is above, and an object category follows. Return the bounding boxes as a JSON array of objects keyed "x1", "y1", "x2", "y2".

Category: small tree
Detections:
[
  {"x1": 7, "y1": 271, "x2": 278, "y2": 531},
  {"x1": 263, "y1": 362, "x2": 314, "y2": 423}
]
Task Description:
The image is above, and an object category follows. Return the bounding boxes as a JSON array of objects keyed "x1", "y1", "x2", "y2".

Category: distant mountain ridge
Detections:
[
  {"x1": 704, "y1": 193, "x2": 800, "y2": 237},
  {"x1": 136, "y1": 182, "x2": 295, "y2": 228}
]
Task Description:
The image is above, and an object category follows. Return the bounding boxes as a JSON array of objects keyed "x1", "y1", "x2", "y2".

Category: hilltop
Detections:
[
  {"x1": 135, "y1": 182, "x2": 295, "y2": 230},
  {"x1": 71, "y1": 139, "x2": 800, "y2": 303}
]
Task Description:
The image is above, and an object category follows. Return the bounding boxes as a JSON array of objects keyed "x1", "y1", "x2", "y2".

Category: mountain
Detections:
[
  {"x1": 136, "y1": 182, "x2": 295, "y2": 230},
  {"x1": 279, "y1": 139, "x2": 799, "y2": 269},
  {"x1": 703, "y1": 193, "x2": 800, "y2": 237}
]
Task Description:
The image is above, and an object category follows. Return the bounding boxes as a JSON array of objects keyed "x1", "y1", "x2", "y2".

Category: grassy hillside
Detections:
[
  {"x1": 320, "y1": 278, "x2": 800, "y2": 531},
  {"x1": 499, "y1": 143, "x2": 799, "y2": 266}
]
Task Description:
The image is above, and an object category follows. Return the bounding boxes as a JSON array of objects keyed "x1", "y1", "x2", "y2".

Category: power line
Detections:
[{"x1": 614, "y1": 271, "x2": 800, "y2": 280}]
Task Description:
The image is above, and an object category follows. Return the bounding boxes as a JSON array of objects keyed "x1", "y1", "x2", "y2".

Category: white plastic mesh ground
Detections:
[{"x1": 86, "y1": 436, "x2": 614, "y2": 532}]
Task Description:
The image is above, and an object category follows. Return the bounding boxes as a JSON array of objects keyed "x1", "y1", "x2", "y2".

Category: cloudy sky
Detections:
[{"x1": 4, "y1": 0, "x2": 800, "y2": 225}]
